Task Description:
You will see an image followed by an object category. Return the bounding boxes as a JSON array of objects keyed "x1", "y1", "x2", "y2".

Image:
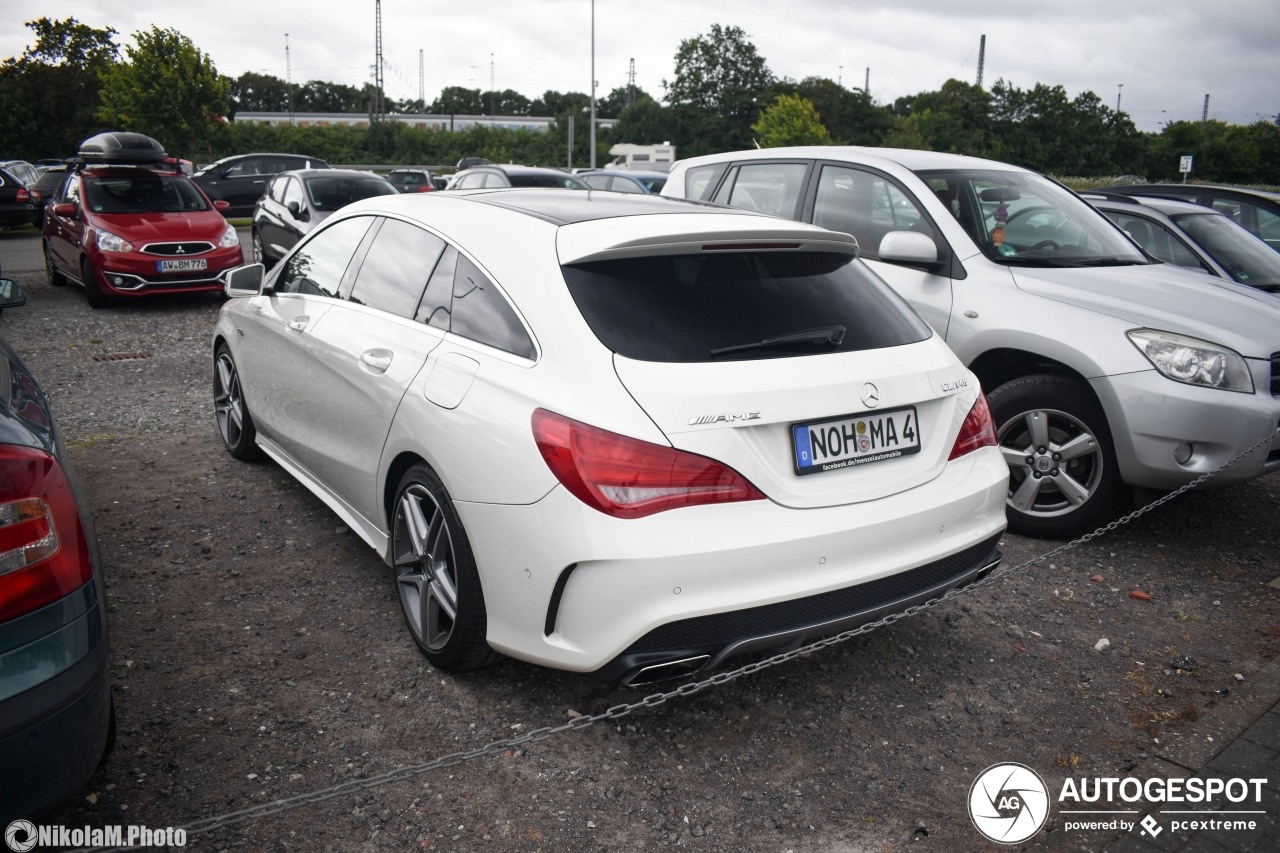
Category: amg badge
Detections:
[{"x1": 688, "y1": 412, "x2": 761, "y2": 426}]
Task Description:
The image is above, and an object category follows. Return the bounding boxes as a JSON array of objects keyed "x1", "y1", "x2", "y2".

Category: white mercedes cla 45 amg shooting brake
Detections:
[{"x1": 212, "y1": 189, "x2": 1008, "y2": 684}]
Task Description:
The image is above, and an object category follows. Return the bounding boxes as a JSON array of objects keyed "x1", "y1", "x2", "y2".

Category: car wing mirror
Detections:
[
  {"x1": 879, "y1": 231, "x2": 942, "y2": 269},
  {"x1": 214, "y1": 199, "x2": 231, "y2": 213},
  {"x1": 0, "y1": 278, "x2": 28, "y2": 310},
  {"x1": 287, "y1": 200, "x2": 308, "y2": 220},
  {"x1": 53, "y1": 202, "x2": 78, "y2": 219},
  {"x1": 224, "y1": 264, "x2": 265, "y2": 298}
]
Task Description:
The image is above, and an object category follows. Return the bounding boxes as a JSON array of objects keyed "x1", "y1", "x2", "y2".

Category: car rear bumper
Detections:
[
  {"x1": 455, "y1": 446, "x2": 1008, "y2": 676},
  {"x1": 0, "y1": 584, "x2": 112, "y2": 822},
  {"x1": 1094, "y1": 369, "x2": 1280, "y2": 491}
]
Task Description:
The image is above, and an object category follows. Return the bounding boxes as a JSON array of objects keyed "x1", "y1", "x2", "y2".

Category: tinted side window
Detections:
[
  {"x1": 416, "y1": 246, "x2": 457, "y2": 330},
  {"x1": 449, "y1": 255, "x2": 535, "y2": 358},
  {"x1": 814, "y1": 165, "x2": 933, "y2": 261},
  {"x1": 712, "y1": 163, "x2": 807, "y2": 217},
  {"x1": 682, "y1": 165, "x2": 720, "y2": 201},
  {"x1": 348, "y1": 218, "x2": 445, "y2": 318},
  {"x1": 282, "y1": 177, "x2": 305, "y2": 209},
  {"x1": 279, "y1": 216, "x2": 374, "y2": 297}
]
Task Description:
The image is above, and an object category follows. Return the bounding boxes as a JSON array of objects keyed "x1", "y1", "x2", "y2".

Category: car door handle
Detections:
[
  {"x1": 360, "y1": 349, "x2": 393, "y2": 374},
  {"x1": 287, "y1": 316, "x2": 310, "y2": 332}
]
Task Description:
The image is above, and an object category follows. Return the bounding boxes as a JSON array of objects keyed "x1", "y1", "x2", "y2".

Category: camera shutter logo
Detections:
[
  {"x1": 968, "y1": 762, "x2": 1051, "y2": 844},
  {"x1": 5, "y1": 820, "x2": 38, "y2": 853}
]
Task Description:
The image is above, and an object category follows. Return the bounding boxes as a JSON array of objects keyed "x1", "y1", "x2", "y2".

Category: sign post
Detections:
[{"x1": 1179, "y1": 155, "x2": 1193, "y2": 183}]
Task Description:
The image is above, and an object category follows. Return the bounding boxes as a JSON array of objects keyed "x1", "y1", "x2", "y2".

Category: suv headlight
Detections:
[
  {"x1": 1127, "y1": 329, "x2": 1254, "y2": 393},
  {"x1": 219, "y1": 223, "x2": 240, "y2": 249},
  {"x1": 95, "y1": 229, "x2": 134, "y2": 253}
]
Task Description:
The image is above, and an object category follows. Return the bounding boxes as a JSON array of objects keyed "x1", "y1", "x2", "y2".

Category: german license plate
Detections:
[
  {"x1": 157, "y1": 258, "x2": 207, "y2": 273},
  {"x1": 792, "y1": 406, "x2": 921, "y2": 475}
]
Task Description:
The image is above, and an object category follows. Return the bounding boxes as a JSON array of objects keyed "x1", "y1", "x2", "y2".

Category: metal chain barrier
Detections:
[{"x1": 84, "y1": 430, "x2": 1277, "y2": 849}]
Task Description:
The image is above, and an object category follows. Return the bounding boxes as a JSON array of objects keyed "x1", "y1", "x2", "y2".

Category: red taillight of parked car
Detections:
[
  {"x1": 0, "y1": 445, "x2": 93, "y2": 624},
  {"x1": 948, "y1": 393, "x2": 999, "y2": 461},
  {"x1": 15, "y1": 187, "x2": 30, "y2": 204},
  {"x1": 532, "y1": 408, "x2": 765, "y2": 518}
]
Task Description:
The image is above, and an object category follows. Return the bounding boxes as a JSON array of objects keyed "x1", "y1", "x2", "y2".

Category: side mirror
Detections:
[
  {"x1": 287, "y1": 200, "x2": 307, "y2": 221},
  {"x1": 213, "y1": 199, "x2": 231, "y2": 213},
  {"x1": 0, "y1": 278, "x2": 28, "y2": 310},
  {"x1": 224, "y1": 264, "x2": 265, "y2": 298},
  {"x1": 879, "y1": 231, "x2": 941, "y2": 268},
  {"x1": 53, "y1": 202, "x2": 78, "y2": 219}
]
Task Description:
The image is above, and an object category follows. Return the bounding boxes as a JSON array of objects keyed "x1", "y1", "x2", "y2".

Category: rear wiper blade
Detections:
[{"x1": 710, "y1": 325, "x2": 846, "y2": 357}]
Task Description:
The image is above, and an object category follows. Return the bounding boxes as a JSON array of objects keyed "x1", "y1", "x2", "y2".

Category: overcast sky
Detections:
[{"x1": 4, "y1": 0, "x2": 1277, "y2": 133}]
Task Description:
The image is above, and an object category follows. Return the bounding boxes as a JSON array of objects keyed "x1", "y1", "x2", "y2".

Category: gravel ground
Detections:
[{"x1": 1, "y1": 239, "x2": 1278, "y2": 852}]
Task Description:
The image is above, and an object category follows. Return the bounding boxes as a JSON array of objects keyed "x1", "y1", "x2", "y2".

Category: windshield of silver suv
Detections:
[{"x1": 915, "y1": 169, "x2": 1148, "y2": 267}]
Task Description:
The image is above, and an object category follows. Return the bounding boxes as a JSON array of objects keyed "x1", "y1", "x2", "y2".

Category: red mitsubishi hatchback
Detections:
[{"x1": 42, "y1": 133, "x2": 243, "y2": 308}]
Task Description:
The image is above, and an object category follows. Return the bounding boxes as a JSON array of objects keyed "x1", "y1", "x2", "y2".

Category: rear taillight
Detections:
[
  {"x1": 948, "y1": 393, "x2": 998, "y2": 460},
  {"x1": 16, "y1": 188, "x2": 30, "y2": 203},
  {"x1": 0, "y1": 446, "x2": 93, "y2": 624},
  {"x1": 532, "y1": 409, "x2": 765, "y2": 518}
]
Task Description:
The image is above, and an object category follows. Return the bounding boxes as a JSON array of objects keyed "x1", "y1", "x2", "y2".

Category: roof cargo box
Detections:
[{"x1": 77, "y1": 132, "x2": 167, "y2": 165}]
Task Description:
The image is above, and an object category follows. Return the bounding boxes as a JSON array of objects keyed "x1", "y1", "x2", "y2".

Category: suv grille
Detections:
[
  {"x1": 142, "y1": 242, "x2": 215, "y2": 256},
  {"x1": 1272, "y1": 352, "x2": 1280, "y2": 397}
]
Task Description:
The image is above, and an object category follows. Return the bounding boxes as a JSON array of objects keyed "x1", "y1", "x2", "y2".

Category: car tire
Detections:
[
  {"x1": 44, "y1": 242, "x2": 66, "y2": 286},
  {"x1": 213, "y1": 343, "x2": 263, "y2": 461},
  {"x1": 390, "y1": 463, "x2": 498, "y2": 671},
  {"x1": 251, "y1": 229, "x2": 274, "y2": 270},
  {"x1": 987, "y1": 374, "x2": 1125, "y2": 538},
  {"x1": 80, "y1": 257, "x2": 109, "y2": 309}
]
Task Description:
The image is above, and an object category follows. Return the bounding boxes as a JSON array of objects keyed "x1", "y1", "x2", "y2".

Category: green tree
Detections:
[
  {"x1": 895, "y1": 79, "x2": 991, "y2": 157},
  {"x1": 294, "y1": 79, "x2": 366, "y2": 112},
  {"x1": 0, "y1": 17, "x2": 118, "y2": 159},
  {"x1": 598, "y1": 84, "x2": 654, "y2": 119},
  {"x1": 664, "y1": 24, "x2": 775, "y2": 146},
  {"x1": 752, "y1": 94, "x2": 831, "y2": 147},
  {"x1": 230, "y1": 71, "x2": 292, "y2": 113},
  {"x1": 430, "y1": 86, "x2": 483, "y2": 114},
  {"x1": 612, "y1": 97, "x2": 674, "y2": 145},
  {"x1": 98, "y1": 26, "x2": 229, "y2": 160},
  {"x1": 774, "y1": 77, "x2": 892, "y2": 145}
]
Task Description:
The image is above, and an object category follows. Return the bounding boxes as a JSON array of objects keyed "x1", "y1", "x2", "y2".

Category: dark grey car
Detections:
[
  {"x1": 193, "y1": 153, "x2": 330, "y2": 217},
  {"x1": 0, "y1": 277, "x2": 113, "y2": 821}
]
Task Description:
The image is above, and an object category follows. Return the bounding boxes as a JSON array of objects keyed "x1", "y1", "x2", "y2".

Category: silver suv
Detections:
[{"x1": 663, "y1": 147, "x2": 1280, "y2": 537}]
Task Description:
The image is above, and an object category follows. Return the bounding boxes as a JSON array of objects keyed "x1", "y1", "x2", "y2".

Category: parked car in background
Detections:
[
  {"x1": 1087, "y1": 192, "x2": 1280, "y2": 294},
  {"x1": 212, "y1": 189, "x2": 1007, "y2": 683},
  {"x1": 44, "y1": 132, "x2": 244, "y2": 308},
  {"x1": 28, "y1": 165, "x2": 68, "y2": 227},
  {"x1": 0, "y1": 166, "x2": 36, "y2": 229},
  {"x1": 0, "y1": 159, "x2": 41, "y2": 188},
  {"x1": 251, "y1": 168, "x2": 398, "y2": 269},
  {"x1": 663, "y1": 146, "x2": 1280, "y2": 537},
  {"x1": 193, "y1": 152, "x2": 329, "y2": 217},
  {"x1": 1097, "y1": 183, "x2": 1280, "y2": 253},
  {"x1": 448, "y1": 164, "x2": 589, "y2": 189},
  {"x1": 578, "y1": 169, "x2": 668, "y2": 194},
  {"x1": 386, "y1": 168, "x2": 438, "y2": 193},
  {"x1": 0, "y1": 277, "x2": 113, "y2": 822}
]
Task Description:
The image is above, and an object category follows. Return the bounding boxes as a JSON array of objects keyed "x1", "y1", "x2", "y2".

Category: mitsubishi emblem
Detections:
[
  {"x1": 175, "y1": 245, "x2": 186, "y2": 254},
  {"x1": 860, "y1": 382, "x2": 880, "y2": 408}
]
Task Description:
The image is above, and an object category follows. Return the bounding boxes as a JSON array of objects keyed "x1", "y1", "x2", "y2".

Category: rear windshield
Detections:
[{"x1": 562, "y1": 251, "x2": 932, "y2": 363}]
